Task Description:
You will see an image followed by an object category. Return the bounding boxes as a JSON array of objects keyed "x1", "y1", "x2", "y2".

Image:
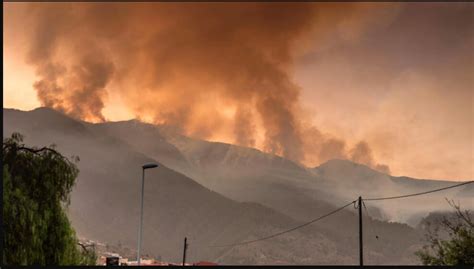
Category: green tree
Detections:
[
  {"x1": 3, "y1": 133, "x2": 96, "y2": 265},
  {"x1": 415, "y1": 199, "x2": 474, "y2": 265}
]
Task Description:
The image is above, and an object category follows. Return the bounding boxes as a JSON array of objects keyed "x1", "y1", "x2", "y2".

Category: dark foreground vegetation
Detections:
[
  {"x1": 416, "y1": 199, "x2": 473, "y2": 265},
  {"x1": 3, "y1": 133, "x2": 96, "y2": 265}
]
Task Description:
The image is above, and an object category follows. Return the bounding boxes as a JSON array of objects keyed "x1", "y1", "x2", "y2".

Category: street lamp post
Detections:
[{"x1": 137, "y1": 163, "x2": 158, "y2": 265}]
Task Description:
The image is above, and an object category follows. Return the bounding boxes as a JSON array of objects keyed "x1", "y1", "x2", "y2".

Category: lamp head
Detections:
[{"x1": 142, "y1": 163, "x2": 158, "y2": 169}]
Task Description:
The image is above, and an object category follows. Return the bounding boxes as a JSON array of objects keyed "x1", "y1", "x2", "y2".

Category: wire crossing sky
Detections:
[{"x1": 364, "y1": 181, "x2": 474, "y2": 201}]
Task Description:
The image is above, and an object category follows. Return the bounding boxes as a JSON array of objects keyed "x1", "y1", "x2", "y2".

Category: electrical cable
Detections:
[
  {"x1": 207, "y1": 199, "x2": 357, "y2": 248},
  {"x1": 189, "y1": 181, "x2": 472, "y2": 251},
  {"x1": 363, "y1": 181, "x2": 473, "y2": 201}
]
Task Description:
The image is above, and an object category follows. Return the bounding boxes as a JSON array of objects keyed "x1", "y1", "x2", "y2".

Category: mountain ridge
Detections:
[
  {"x1": 14, "y1": 106, "x2": 468, "y2": 183},
  {"x1": 3, "y1": 106, "x2": 472, "y2": 264}
]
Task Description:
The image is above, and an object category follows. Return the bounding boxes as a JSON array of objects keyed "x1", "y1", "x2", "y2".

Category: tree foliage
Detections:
[
  {"x1": 3, "y1": 133, "x2": 96, "y2": 265},
  {"x1": 415, "y1": 199, "x2": 474, "y2": 265}
]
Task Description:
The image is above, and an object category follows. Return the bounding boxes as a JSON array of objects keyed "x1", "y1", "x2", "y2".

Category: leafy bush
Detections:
[{"x1": 415, "y1": 199, "x2": 473, "y2": 265}]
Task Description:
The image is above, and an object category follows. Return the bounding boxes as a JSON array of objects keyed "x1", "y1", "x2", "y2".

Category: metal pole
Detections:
[
  {"x1": 358, "y1": 196, "x2": 363, "y2": 266},
  {"x1": 182, "y1": 237, "x2": 188, "y2": 266},
  {"x1": 137, "y1": 168, "x2": 145, "y2": 265}
]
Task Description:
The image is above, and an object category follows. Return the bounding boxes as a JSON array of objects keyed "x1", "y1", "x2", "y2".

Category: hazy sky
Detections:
[{"x1": 4, "y1": 3, "x2": 473, "y2": 180}]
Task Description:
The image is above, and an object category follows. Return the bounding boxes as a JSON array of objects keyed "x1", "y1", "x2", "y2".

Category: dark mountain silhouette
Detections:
[{"x1": 4, "y1": 107, "x2": 471, "y2": 264}]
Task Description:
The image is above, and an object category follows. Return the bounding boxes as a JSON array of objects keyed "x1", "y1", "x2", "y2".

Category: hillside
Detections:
[
  {"x1": 4, "y1": 108, "x2": 322, "y2": 263},
  {"x1": 86, "y1": 118, "x2": 472, "y2": 226},
  {"x1": 81, "y1": 118, "x2": 343, "y2": 225},
  {"x1": 312, "y1": 159, "x2": 472, "y2": 224},
  {"x1": 4, "y1": 107, "x2": 471, "y2": 264}
]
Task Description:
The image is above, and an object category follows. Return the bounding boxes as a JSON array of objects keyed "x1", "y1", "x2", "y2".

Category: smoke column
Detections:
[{"x1": 19, "y1": 2, "x2": 392, "y2": 171}]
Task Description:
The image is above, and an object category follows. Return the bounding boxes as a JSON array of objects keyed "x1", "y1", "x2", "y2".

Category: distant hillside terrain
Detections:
[
  {"x1": 311, "y1": 159, "x2": 472, "y2": 225},
  {"x1": 85, "y1": 115, "x2": 472, "y2": 225},
  {"x1": 4, "y1": 107, "x2": 472, "y2": 265}
]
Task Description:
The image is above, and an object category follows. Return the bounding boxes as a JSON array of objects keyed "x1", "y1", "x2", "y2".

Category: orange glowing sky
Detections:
[{"x1": 4, "y1": 2, "x2": 473, "y2": 180}]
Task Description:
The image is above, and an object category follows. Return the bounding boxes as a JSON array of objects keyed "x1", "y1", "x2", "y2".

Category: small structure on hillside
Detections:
[{"x1": 193, "y1": 261, "x2": 218, "y2": 266}]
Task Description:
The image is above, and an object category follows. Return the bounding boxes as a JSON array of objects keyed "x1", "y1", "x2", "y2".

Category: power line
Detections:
[
  {"x1": 207, "y1": 200, "x2": 357, "y2": 248},
  {"x1": 190, "y1": 181, "x2": 472, "y2": 252},
  {"x1": 364, "y1": 180, "x2": 473, "y2": 201}
]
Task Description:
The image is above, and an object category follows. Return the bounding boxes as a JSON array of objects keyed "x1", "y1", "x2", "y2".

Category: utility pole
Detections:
[
  {"x1": 358, "y1": 196, "x2": 363, "y2": 266},
  {"x1": 182, "y1": 237, "x2": 188, "y2": 266}
]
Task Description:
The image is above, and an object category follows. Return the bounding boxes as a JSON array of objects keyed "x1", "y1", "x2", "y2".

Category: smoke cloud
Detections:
[
  {"x1": 17, "y1": 3, "x2": 392, "y2": 172},
  {"x1": 350, "y1": 141, "x2": 391, "y2": 174}
]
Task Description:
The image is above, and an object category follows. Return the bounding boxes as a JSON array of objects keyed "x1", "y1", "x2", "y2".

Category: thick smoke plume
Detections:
[
  {"x1": 350, "y1": 141, "x2": 391, "y2": 174},
  {"x1": 21, "y1": 3, "x2": 391, "y2": 172},
  {"x1": 26, "y1": 4, "x2": 115, "y2": 122}
]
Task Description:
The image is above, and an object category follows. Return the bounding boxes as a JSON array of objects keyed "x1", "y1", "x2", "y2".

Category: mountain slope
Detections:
[
  {"x1": 5, "y1": 107, "x2": 470, "y2": 264},
  {"x1": 3, "y1": 108, "x2": 315, "y2": 263},
  {"x1": 87, "y1": 119, "x2": 472, "y2": 226},
  {"x1": 312, "y1": 159, "x2": 472, "y2": 224},
  {"x1": 88, "y1": 119, "x2": 346, "y2": 224},
  {"x1": 89, "y1": 120, "x2": 192, "y2": 174}
]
